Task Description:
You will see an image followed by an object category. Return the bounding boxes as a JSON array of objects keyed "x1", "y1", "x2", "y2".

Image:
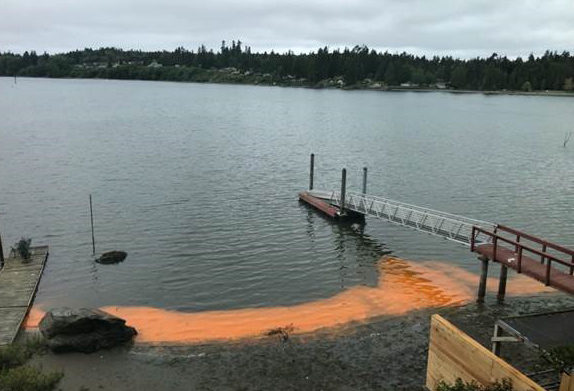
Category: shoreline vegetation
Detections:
[{"x1": 1, "y1": 42, "x2": 574, "y2": 96}]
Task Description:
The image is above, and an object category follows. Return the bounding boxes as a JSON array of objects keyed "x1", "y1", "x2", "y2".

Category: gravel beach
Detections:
[{"x1": 26, "y1": 292, "x2": 574, "y2": 391}]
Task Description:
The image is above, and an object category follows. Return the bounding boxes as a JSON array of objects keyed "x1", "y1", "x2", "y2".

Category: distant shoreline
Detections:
[
  {"x1": 381, "y1": 87, "x2": 574, "y2": 98},
  {"x1": 5, "y1": 75, "x2": 574, "y2": 98}
]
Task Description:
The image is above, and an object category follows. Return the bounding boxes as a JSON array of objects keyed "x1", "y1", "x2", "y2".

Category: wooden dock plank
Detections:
[
  {"x1": 0, "y1": 308, "x2": 29, "y2": 345},
  {"x1": 475, "y1": 244, "x2": 574, "y2": 294},
  {"x1": 2, "y1": 245, "x2": 49, "y2": 271},
  {"x1": 299, "y1": 191, "x2": 340, "y2": 218},
  {"x1": 0, "y1": 246, "x2": 49, "y2": 345}
]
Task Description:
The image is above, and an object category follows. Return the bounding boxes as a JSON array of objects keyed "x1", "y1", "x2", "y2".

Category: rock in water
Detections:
[
  {"x1": 96, "y1": 250, "x2": 127, "y2": 264},
  {"x1": 39, "y1": 308, "x2": 137, "y2": 353}
]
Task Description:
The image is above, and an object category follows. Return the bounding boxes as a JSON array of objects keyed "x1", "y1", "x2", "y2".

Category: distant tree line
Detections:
[{"x1": 1, "y1": 41, "x2": 573, "y2": 91}]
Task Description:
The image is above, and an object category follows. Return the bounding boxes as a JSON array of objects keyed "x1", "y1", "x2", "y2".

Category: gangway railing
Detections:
[{"x1": 309, "y1": 189, "x2": 496, "y2": 246}]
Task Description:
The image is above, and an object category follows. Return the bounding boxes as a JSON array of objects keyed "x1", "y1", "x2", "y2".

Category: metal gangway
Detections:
[
  {"x1": 308, "y1": 189, "x2": 496, "y2": 246},
  {"x1": 303, "y1": 154, "x2": 495, "y2": 246}
]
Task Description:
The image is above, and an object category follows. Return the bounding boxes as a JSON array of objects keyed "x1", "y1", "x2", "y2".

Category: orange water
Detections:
[{"x1": 26, "y1": 257, "x2": 555, "y2": 343}]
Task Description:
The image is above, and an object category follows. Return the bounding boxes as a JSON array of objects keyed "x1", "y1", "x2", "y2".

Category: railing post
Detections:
[
  {"x1": 362, "y1": 167, "x2": 368, "y2": 195},
  {"x1": 493, "y1": 236, "x2": 498, "y2": 261},
  {"x1": 309, "y1": 153, "x2": 315, "y2": 191},
  {"x1": 517, "y1": 246, "x2": 523, "y2": 273},
  {"x1": 470, "y1": 226, "x2": 476, "y2": 252},
  {"x1": 340, "y1": 168, "x2": 347, "y2": 214},
  {"x1": 545, "y1": 260, "x2": 551, "y2": 286},
  {"x1": 570, "y1": 255, "x2": 574, "y2": 276},
  {"x1": 492, "y1": 323, "x2": 503, "y2": 356},
  {"x1": 541, "y1": 243, "x2": 547, "y2": 264}
]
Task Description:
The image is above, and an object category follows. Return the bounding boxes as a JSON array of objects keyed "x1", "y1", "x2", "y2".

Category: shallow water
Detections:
[{"x1": 1, "y1": 77, "x2": 573, "y2": 313}]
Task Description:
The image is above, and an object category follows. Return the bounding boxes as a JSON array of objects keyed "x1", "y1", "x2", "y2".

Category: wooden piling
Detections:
[
  {"x1": 497, "y1": 264, "x2": 508, "y2": 303},
  {"x1": 340, "y1": 168, "x2": 347, "y2": 214},
  {"x1": 362, "y1": 167, "x2": 368, "y2": 194},
  {"x1": 477, "y1": 256, "x2": 489, "y2": 303},
  {"x1": 309, "y1": 153, "x2": 315, "y2": 190},
  {"x1": 0, "y1": 217, "x2": 4, "y2": 269},
  {"x1": 89, "y1": 195, "x2": 96, "y2": 255}
]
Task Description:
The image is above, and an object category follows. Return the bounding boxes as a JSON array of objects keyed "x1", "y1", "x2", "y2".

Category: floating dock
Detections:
[
  {"x1": 302, "y1": 153, "x2": 574, "y2": 302},
  {"x1": 298, "y1": 191, "x2": 341, "y2": 218},
  {"x1": 0, "y1": 246, "x2": 49, "y2": 345}
]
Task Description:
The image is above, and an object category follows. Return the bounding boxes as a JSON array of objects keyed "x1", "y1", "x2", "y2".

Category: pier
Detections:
[
  {"x1": 0, "y1": 246, "x2": 49, "y2": 345},
  {"x1": 299, "y1": 154, "x2": 574, "y2": 302}
]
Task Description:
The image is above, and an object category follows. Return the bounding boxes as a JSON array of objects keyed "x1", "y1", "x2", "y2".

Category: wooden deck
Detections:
[
  {"x1": 299, "y1": 191, "x2": 340, "y2": 218},
  {"x1": 475, "y1": 243, "x2": 574, "y2": 295},
  {"x1": 0, "y1": 246, "x2": 49, "y2": 345}
]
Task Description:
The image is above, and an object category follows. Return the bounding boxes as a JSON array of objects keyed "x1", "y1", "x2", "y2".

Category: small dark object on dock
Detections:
[{"x1": 96, "y1": 251, "x2": 127, "y2": 265}]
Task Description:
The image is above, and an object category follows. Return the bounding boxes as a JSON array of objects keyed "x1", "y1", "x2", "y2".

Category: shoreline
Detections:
[
  {"x1": 21, "y1": 256, "x2": 574, "y2": 390},
  {"x1": 26, "y1": 292, "x2": 574, "y2": 391},
  {"x1": 4, "y1": 75, "x2": 574, "y2": 98}
]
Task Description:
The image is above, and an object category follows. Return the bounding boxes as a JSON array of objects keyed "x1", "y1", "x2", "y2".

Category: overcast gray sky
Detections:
[{"x1": 2, "y1": 0, "x2": 574, "y2": 58}]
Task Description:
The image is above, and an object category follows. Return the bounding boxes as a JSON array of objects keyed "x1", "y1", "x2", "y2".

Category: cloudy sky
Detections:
[{"x1": 2, "y1": 0, "x2": 574, "y2": 58}]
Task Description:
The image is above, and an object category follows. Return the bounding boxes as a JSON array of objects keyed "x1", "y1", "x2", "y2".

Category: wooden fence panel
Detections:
[{"x1": 426, "y1": 315, "x2": 544, "y2": 391}]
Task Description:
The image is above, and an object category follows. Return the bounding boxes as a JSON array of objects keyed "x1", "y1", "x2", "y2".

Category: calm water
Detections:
[{"x1": 1, "y1": 77, "x2": 573, "y2": 312}]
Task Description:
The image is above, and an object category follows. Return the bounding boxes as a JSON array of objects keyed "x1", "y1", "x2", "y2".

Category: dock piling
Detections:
[
  {"x1": 340, "y1": 168, "x2": 347, "y2": 214},
  {"x1": 477, "y1": 255, "x2": 489, "y2": 303},
  {"x1": 362, "y1": 167, "x2": 368, "y2": 195},
  {"x1": 497, "y1": 264, "x2": 508, "y2": 303},
  {"x1": 309, "y1": 153, "x2": 315, "y2": 190}
]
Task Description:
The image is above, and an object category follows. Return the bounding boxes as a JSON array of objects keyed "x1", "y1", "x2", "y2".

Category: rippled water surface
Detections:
[{"x1": 1, "y1": 77, "x2": 573, "y2": 312}]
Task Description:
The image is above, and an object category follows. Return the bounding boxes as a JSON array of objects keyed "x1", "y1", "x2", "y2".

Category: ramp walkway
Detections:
[{"x1": 308, "y1": 189, "x2": 496, "y2": 246}]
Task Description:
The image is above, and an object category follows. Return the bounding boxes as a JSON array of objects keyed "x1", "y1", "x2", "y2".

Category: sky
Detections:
[{"x1": 1, "y1": 0, "x2": 574, "y2": 58}]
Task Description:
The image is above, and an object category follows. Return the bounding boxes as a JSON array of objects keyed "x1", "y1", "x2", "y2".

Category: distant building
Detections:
[
  {"x1": 434, "y1": 80, "x2": 447, "y2": 89},
  {"x1": 147, "y1": 60, "x2": 162, "y2": 68}
]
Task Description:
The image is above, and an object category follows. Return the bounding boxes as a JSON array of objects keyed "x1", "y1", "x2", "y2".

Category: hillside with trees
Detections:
[{"x1": 1, "y1": 41, "x2": 573, "y2": 92}]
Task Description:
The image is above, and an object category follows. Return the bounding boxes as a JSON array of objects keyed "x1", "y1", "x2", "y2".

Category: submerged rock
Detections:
[
  {"x1": 96, "y1": 250, "x2": 127, "y2": 264},
  {"x1": 39, "y1": 307, "x2": 137, "y2": 353}
]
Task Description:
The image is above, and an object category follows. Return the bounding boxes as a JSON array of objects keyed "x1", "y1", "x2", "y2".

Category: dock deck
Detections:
[
  {"x1": 0, "y1": 246, "x2": 49, "y2": 345},
  {"x1": 299, "y1": 191, "x2": 341, "y2": 218},
  {"x1": 474, "y1": 243, "x2": 574, "y2": 294},
  {"x1": 472, "y1": 225, "x2": 574, "y2": 300}
]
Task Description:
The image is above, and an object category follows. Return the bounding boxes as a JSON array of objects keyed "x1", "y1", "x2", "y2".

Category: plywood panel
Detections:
[{"x1": 426, "y1": 315, "x2": 544, "y2": 391}]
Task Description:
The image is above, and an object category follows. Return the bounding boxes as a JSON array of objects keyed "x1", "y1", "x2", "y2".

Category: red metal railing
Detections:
[{"x1": 471, "y1": 225, "x2": 574, "y2": 286}]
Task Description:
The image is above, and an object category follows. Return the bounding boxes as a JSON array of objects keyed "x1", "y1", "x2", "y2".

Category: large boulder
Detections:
[{"x1": 39, "y1": 308, "x2": 137, "y2": 353}]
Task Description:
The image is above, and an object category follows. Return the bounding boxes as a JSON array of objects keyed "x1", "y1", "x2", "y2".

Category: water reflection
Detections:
[{"x1": 301, "y1": 201, "x2": 391, "y2": 289}]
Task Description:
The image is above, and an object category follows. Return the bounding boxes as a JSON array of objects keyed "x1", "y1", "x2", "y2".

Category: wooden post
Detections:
[
  {"x1": 492, "y1": 323, "x2": 503, "y2": 356},
  {"x1": 309, "y1": 153, "x2": 315, "y2": 190},
  {"x1": 340, "y1": 168, "x2": 347, "y2": 214},
  {"x1": 477, "y1": 256, "x2": 489, "y2": 303},
  {"x1": 89, "y1": 195, "x2": 96, "y2": 255},
  {"x1": 362, "y1": 167, "x2": 368, "y2": 195},
  {"x1": 0, "y1": 216, "x2": 4, "y2": 269},
  {"x1": 497, "y1": 264, "x2": 508, "y2": 303}
]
